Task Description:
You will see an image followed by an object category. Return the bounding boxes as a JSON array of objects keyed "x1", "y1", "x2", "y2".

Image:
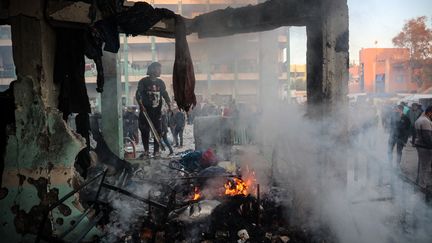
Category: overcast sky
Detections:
[{"x1": 289, "y1": 0, "x2": 432, "y2": 64}]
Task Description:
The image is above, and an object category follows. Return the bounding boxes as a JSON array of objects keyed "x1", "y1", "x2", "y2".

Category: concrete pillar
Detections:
[
  {"x1": 306, "y1": 0, "x2": 349, "y2": 114},
  {"x1": 123, "y1": 34, "x2": 130, "y2": 106},
  {"x1": 321, "y1": 0, "x2": 349, "y2": 107},
  {"x1": 101, "y1": 51, "x2": 124, "y2": 158},
  {"x1": 258, "y1": 30, "x2": 279, "y2": 112},
  {"x1": 306, "y1": 18, "x2": 324, "y2": 111},
  {"x1": 306, "y1": 0, "x2": 349, "y2": 188}
]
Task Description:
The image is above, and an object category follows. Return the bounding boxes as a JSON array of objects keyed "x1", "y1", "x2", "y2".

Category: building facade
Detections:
[
  {"x1": 0, "y1": 1, "x2": 297, "y2": 108},
  {"x1": 359, "y1": 48, "x2": 418, "y2": 94},
  {"x1": 0, "y1": 26, "x2": 14, "y2": 90}
]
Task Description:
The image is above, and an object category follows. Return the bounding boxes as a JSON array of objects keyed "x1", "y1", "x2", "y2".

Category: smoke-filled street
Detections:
[{"x1": 0, "y1": 0, "x2": 432, "y2": 242}]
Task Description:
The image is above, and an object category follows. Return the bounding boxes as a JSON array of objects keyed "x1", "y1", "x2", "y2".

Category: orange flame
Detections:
[
  {"x1": 224, "y1": 177, "x2": 249, "y2": 196},
  {"x1": 192, "y1": 186, "x2": 201, "y2": 200}
]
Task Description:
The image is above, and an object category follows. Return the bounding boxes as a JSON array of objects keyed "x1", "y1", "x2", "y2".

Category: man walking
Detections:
[
  {"x1": 414, "y1": 105, "x2": 432, "y2": 189},
  {"x1": 123, "y1": 106, "x2": 139, "y2": 143},
  {"x1": 173, "y1": 107, "x2": 186, "y2": 147},
  {"x1": 161, "y1": 104, "x2": 174, "y2": 156},
  {"x1": 388, "y1": 105, "x2": 411, "y2": 166},
  {"x1": 407, "y1": 103, "x2": 422, "y2": 145},
  {"x1": 136, "y1": 62, "x2": 171, "y2": 158}
]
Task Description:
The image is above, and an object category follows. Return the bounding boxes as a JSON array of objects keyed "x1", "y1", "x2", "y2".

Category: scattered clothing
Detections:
[
  {"x1": 176, "y1": 148, "x2": 219, "y2": 172},
  {"x1": 54, "y1": 28, "x2": 91, "y2": 117}
]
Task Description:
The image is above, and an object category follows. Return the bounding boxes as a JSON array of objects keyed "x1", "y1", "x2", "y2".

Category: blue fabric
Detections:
[{"x1": 179, "y1": 151, "x2": 203, "y2": 171}]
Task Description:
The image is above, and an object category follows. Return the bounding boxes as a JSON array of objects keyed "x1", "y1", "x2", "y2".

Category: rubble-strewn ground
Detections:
[{"x1": 132, "y1": 124, "x2": 195, "y2": 158}]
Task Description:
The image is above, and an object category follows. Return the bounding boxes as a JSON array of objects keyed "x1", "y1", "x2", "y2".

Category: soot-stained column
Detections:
[
  {"x1": 306, "y1": 0, "x2": 349, "y2": 185},
  {"x1": 0, "y1": 0, "x2": 85, "y2": 241},
  {"x1": 306, "y1": 0, "x2": 349, "y2": 115},
  {"x1": 101, "y1": 51, "x2": 124, "y2": 158}
]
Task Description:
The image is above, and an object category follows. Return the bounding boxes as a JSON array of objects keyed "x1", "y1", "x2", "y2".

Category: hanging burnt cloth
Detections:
[
  {"x1": 172, "y1": 15, "x2": 197, "y2": 111},
  {"x1": 85, "y1": 2, "x2": 175, "y2": 93},
  {"x1": 54, "y1": 28, "x2": 91, "y2": 118}
]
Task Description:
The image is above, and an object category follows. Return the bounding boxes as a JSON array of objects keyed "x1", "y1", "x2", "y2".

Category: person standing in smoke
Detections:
[
  {"x1": 161, "y1": 103, "x2": 174, "y2": 156},
  {"x1": 136, "y1": 62, "x2": 171, "y2": 158},
  {"x1": 172, "y1": 107, "x2": 186, "y2": 147},
  {"x1": 407, "y1": 103, "x2": 422, "y2": 145},
  {"x1": 123, "y1": 106, "x2": 139, "y2": 143},
  {"x1": 414, "y1": 105, "x2": 432, "y2": 189},
  {"x1": 388, "y1": 105, "x2": 411, "y2": 166}
]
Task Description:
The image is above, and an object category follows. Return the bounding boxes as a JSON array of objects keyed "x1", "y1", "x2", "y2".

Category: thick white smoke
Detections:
[{"x1": 253, "y1": 101, "x2": 432, "y2": 243}]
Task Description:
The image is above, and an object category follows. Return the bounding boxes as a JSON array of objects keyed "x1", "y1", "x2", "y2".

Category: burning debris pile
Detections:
[{"x1": 72, "y1": 145, "x2": 335, "y2": 243}]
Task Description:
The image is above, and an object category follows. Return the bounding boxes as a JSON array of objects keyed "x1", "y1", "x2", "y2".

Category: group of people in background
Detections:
[
  {"x1": 187, "y1": 100, "x2": 240, "y2": 122},
  {"x1": 383, "y1": 101, "x2": 432, "y2": 189},
  {"x1": 123, "y1": 104, "x2": 186, "y2": 158}
]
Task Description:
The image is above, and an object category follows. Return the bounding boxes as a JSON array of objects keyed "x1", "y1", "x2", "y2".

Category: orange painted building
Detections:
[{"x1": 359, "y1": 48, "x2": 418, "y2": 93}]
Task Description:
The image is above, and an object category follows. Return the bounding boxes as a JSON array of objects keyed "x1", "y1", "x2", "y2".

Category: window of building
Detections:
[
  {"x1": 375, "y1": 74, "x2": 385, "y2": 93},
  {"x1": 396, "y1": 75, "x2": 405, "y2": 83}
]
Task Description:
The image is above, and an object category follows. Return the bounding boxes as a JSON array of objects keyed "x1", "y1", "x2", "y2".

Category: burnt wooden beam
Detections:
[
  {"x1": 306, "y1": 17, "x2": 324, "y2": 108},
  {"x1": 46, "y1": 0, "x2": 177, "y2": 37},
  {"x1": 46, "y1": 1, "x2": 93, "y2": 24},
  {"x1": 188, "y1": 0, "x2": 320, "y2": 38}
]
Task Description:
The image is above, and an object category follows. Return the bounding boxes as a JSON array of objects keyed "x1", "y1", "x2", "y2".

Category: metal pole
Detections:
[{"x1": 123, "y1": 34, "x2": 129, "y2": 106}]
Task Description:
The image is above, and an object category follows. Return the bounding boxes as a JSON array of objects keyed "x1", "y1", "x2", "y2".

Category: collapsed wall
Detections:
[{"x1": 0, "y1": 1, "x2": 85, "y2": 241}]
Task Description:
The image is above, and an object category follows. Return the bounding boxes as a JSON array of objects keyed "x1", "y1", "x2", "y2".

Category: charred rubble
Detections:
[
  {"x1": 63, "y1": 117, "x2": 335, "y2": 242},
  {"x1": 0, "y1": 0, "x2": 349, "y2": 241}
]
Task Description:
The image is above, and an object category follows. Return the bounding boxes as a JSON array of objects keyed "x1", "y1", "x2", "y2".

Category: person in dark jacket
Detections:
[
  {"x1": 135, "y1": 62, "x2": 171, "y2": 157},
  {"x1": 161, "y1": 105, "x2": 174, "y2": 155},
  {"x1": 407, "y1": 103, "x2": 422, "y2": 144},
  {"x1": 123, "y1": 106, "x2": 139, "y2": 143},
  {"x1": 388, "y1": 105, "x2": 411, "y2": 165},
  {"x1": 414, "y1": 105, "x2": 432, "y2": 188},
  {"x1": 172, "y1": 107, "x2": 186, "y2": 147}
]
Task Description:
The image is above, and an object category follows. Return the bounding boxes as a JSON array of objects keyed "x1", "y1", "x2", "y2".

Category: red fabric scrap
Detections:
[{"x1": 172, "y1": 15, "x2": 197, "y2": 112}]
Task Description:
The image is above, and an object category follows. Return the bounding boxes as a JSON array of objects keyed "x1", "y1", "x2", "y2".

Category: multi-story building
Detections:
[
  {"x1": 1, "y1": 1, "x2": 296, "y2": 108},
  {"x1": 0, "y1": 26, "x2": 14, "y2": 91},
  {"x1": 107, "y1": 0, "x2": 292, "y2": 107},
  {"x1": 359, "y1": 48, "x2": 418, "y2": 94}
]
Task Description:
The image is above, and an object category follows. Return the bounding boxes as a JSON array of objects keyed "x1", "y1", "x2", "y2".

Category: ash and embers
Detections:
[{"x1": 77, "y1": 148, "x2": 335, "y2": 243}]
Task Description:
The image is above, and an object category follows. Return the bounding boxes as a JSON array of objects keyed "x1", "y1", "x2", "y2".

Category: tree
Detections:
[{"x1": 392, "y1": 16, "x2": 432, "y2": 89}]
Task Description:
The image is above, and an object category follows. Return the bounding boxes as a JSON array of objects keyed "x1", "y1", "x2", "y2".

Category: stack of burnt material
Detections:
[
  {"x1": 123, "y1": 150, "x2": 334, "y2": 243},
  {"x1": 73, "y1": 141, "x2": 334, "y2": 242}
]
